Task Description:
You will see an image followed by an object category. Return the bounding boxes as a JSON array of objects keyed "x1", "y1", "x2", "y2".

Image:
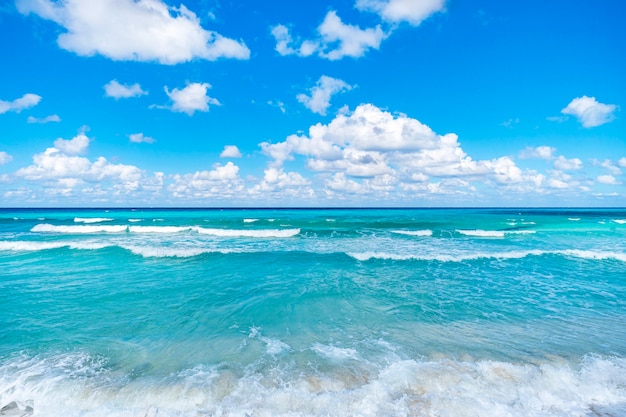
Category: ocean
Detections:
[{"x1": 1, "y1": 207, "x2": 625, "y2": 417}]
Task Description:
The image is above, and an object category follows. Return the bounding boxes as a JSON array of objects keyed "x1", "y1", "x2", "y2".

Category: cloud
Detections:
[
  {"x1": 596, "y1": 159, "x2": 622, "y2": 176},
  {"x1": 0, "y1": 93, "x2": 41, "y2": 114},
  {"x1": 129, "y1": 133, "x2": 156, "y2": 144},
  {"x1": 519, "y1": 146, "x2": 556, "y2": 160},
  {"x1": 0, "y1": 151, "x2": 13, "y2": 165},
  {"x1": 163, "y1": 82, "x2": 220, "y2": 115},
  {"x1": 16, "y1": 133, "x2": 147, "y2": 195},
  {"x1": 261, "y1": 104, "x2": 539, "y2": 198},
  {"x1": 169, "y1": 162, "x2": 244, "y2": 199},
  {"x1": 561, "y1": 96, "x2": 618, "y2": 128},
  {"x1": 220, "y1": 145, "x2": 242, "y2": 158},
  {"x1": 355, "y1": 0, "x2": 446, "y2": 25},
  {"x1": 619, "y1": 157, "x2": 626, "y2": 168},
  {"x1": 597, "y1": 175, "x2": 619, "y2": 185},
  {"x1": 105, "y1": 80, "x2": 147, "y2": 99},
  {"x1": 16, "y1": 0, "x2": 250, "y2": 64},
  {"x1": 267, "y1": 100, "x2": 286, "y2": 113},
  {"x1": 297, "y1": 76, "x2": 353, "y2": 115},
  {"x1": 553, "y1": 155, "x2": 583, "y2": 171},
  {"x1": 27, "y1": 114, "x2": 61, "y2": 124},
  {"x1": 271, "y1": 11, "x2": 385, "y2": 60},
  {"x1": 53, "y1": 132, "x2": 90, "y2": 155}
]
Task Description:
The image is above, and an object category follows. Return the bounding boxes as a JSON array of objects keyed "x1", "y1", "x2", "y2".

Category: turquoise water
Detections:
[{"x1": 1, "y1": 208, "x2": 625, "y2": 416}]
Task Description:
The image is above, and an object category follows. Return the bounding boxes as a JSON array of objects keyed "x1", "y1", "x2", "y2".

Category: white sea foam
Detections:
[
  {"x1": 243, "y1": 219, "x2": 259, "y2": 223},
  {"x1": 348, "y1": 249, "x2": 626, "y2": 263},
  {"x1": 560, "y1": 249, "x2": 626, "y2": 263},
  {"x1": 0, "y1": 240, "x2": 111, "y2": 252},
  {"x1": 122, "y1": 245, "x2": 233, "y2": 258},
  {"x1": 194, "y1": 227, "x2": 300, "y2": 238},
  {"x1": 456, "y1": 229, "x2": 535, "y2": 237},
  {"x1": 249, "y1": 327, "x2": 291, "y2": 355},
  {"x1": 31, "y1": 224, "x2": 128, "y2": 233},
  {"x1": 1, "y1": 353, "x2": 624, "y2": 417},
  {"x1": 128, "y1": 226, "x2": 190, "y2": 234},
  {"x1": 128, "y1": 219, "x2": 143, "y2": 223},
  {"x1": 74, "y1": 217, "x2": 114, "y2": 224},
  {"x1": 457, "y1": 229, "x2": 505, "y2": 237},
  {"x1": 311, "y1": 343, "x2": 359, "y2": 360},
  {"x1": 347, "y1": 250, "x2": 546, "y2": 262},
  {"x1": 611, "y1": 219, "x2": 626, "y2": 224},
  {"x1": 568, "y1": 218, "x2": 581, "y2": 221},
  {"x1": 391, "y1": 229, "x2": 433, "y2": 237}
]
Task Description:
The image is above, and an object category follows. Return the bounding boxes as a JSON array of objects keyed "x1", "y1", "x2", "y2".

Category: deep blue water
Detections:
[{"x1": 1, "y1": 208, "x2": 625, "y2": 416}]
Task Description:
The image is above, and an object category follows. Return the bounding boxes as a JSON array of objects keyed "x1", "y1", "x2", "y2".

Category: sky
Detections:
[{"x1": 0, "y1": 0, "x2": 624, "y2": 207}]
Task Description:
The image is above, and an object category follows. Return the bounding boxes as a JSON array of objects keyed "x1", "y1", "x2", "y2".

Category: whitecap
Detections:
[
  {"x1": 32, "y1": 224, "x2": 128, "y2": 233},
  {"x1": 391, "y1": 229, "x2": 433, "y2": 237},
  {"x1": 457, "y1": 229, "x2": 505, "y2": 237},
  {"x1": 611, "y1": 219, "x2": 626, "y2": 225},
  {"x1": 311, "y1": 343, "x2": 359, "y2": 361},
  {"x1": 243, "y1": 219, "x2": 259, "y2": 223},
  {"x1": 74, "y1": 217, "x2": 114, "y2": 224},
  {"x1": 194, "y1": 227, "x2": 300, "y2": 238}
]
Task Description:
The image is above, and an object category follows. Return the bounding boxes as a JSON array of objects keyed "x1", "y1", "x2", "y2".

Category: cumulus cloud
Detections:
[
  {"x1": 297, "y1": 76, "x2": 353, "y2": 115},
  {"x1": 16, "y1": 0, "x2": 250, "y2": 64},
  {"x1": 0, "y1": 151, "x2": 13, "y2": 165},
  {"x1": 553, "y1": 155, "x2": 583, "y2": 171},
  {"x1": 105, "y1": 80, "x2": 147, "y2": 99},
  {"x1": 271, "y1": 11, "x2": 385, "y2": 60},
  {"x1": 260, "y1": 104, "x2": 539, "y2": 198},
  {"x1": 27, "y1": 114, "x2": 61, "y2": 124},
  {"x1": 169, "y1": 162, "x2": 244, "y2": 199},
  {"x1": 220, "y1": 145, "x2": 242, "y2": 158},
  {"x1": 16, "y1": 133, "x2": 147, "y2": 195},
  {"x1": 163, "y1": 82, "x2": 220, "y2": 115},
  {"x1": 519, "y1": 146, "x2": 556, "y2": 160},
  {"x1": 561, "y1": 96, "x2": 618, "y2": 128},
  {"x1": 54, "y1": 132, "x2": 90, "y2": 155},
  {"x1": 0, "y1": 93, "x2": 41, "y2": 114},
  {"x1": 355, "y1": 0, "x2": 446, "y2": 25},
  {"x1": 619, "y1": 157, "x2": 626, "y2": 168},
  {"x1": 597, "y1": 175, "x2": 619, "y2": 185},
  {"x1": 129, "y1": 133, "x2": 156, "y2": 144}
]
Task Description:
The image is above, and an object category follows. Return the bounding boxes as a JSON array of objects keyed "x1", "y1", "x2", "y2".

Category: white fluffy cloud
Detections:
[
  {"x1": 164, "y1": 83, "x2": 220, "y2": 115},
  {"x1": 16, "y1": 133, "x2": 147, "y2": 195},
  {"x1": 297, "y1": 76, "x2": 353, "y2": 115},
  {"x1": 519, "y1": 146, "x2": 556, "y2": 160},
  {"x1": 54, "y1": 132, "x2": 90, "y2": 155},
  {"x1": 261, "y1": 104, "x2": 538, "y2": 198},
  {"x1": 0, "y1": 151, "x2": 13, "y2": 165},
  {"x1": 169, "y1": 162, "x2": 244, "y2": 199},
  {"x1": 272, "y1": 11, "x2": 385, "y2": 60},
  {"x1": 597, "y1": 175, "x2": 619, "y2": 185},
  {"x1": 220, "y1": 146, "x2": 242, "y2": 158},
  {"x1": 0, "y1": 93, "x2": 41, "y2": 114},
  {"x1": 105, "y1": 80, "x2": 147, "y2": 99},
  {"x1": 129, "y1": 133, "x2": 156, "y2": 144},
  {"x1": 16, "y1": 0, "x2": 250, "y2": 64},
  {"x1": 356, "y1": 0, "x2": 446, "y2": 25},
  {"x1": 27, "y1": 114, "x2": 61, "y2": 124},
  {"x1": 561, "y1": 96, "x2": 618, "y2": 128},
  {"x1": 553, "y1": 155, "x2": 583, "y2": 171}
]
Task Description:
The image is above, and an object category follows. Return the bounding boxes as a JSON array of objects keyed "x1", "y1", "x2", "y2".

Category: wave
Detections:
[
  {"x1": 347, "y1": 249, "x2": 626, "y2": 263},
  {"x1": 1, "y1": 352, "x2": 624, "y2": 417},
  {"x1": 391, "y1": 229, "x2": 433, "y2": 237},
  {"x1": 32, "y1": 224, "x2": 128, "y2": 233},
  {"x1": 74, "y1": 217, "x2": 114, "y2": 224},
  {"x1": 456, "y1": 229, "x2": 535, "y2": 238},
  {"x1": 243, "y1": 219, "x2": 259, "y2": 223},
  {"x1": 194, "y1": 227, "x2": 300, "y2": 238},
  {"x1": 30, "y1": 224, "x2": 301, "y2": 238},
  {"x1": 612, "y1": 219, "x2": 626, "y2": 225},
  {"x1": 0, "y1": 240, "x2": 110, "y2": 252}
]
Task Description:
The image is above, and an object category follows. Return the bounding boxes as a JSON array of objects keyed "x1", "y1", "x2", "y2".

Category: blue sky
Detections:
[{"x1": 0, "y1": 0, "x2": 624, "y2": 207}]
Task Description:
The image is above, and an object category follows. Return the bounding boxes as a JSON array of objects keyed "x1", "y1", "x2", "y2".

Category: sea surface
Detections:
[{"x1": 1, "y1": 207, "x2": 625, "y2": 417}]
